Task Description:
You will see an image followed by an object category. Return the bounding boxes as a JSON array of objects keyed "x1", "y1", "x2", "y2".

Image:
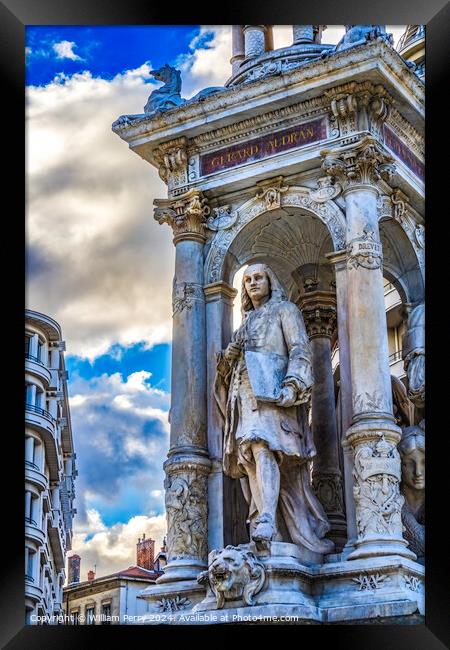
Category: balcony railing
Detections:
[
  {"x1": 25, "y1": 403, "x2": 55, "y2": 422},
  {"x1": 25, "y1": 574, "x2": 35, "y2": 583},
  {"x1": 25, "y1": 516, "x2": 37, "y2": 526},
  {"x1": 389, "y1": 350, "x2": 403, "y2": 363},
  {"x1": 25, "y1": 352, "x2": 45, "y2": 366},
  {"x1": 25, "y1": 459, "x2": 40, "y2": 471}
]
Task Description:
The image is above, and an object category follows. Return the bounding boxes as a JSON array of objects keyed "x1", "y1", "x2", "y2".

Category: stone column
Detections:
[
  {"x1": 243, "y1": 25, "x2": 267, "y2": 59},
  {"x1": 322, "y1": 136, "x2": 415, "y2": 560},
  {"x1": 300, "y1": 291, "x2": 346, "y2": 551},
  {"x1": 153, "y1": 189, "x2": 211, "y2": 586},
  {"x1": 230, "y1": 26, "x2": 245, "y2": 76},
  {"x1": 204, "y1": 281, "x2": 236, "y2": 552},
  {"x1": 325, "y1": 250, "x2": 357, "y2": 554},
  {"x1": 293, "y1": 25, "x2": 314, "y2": 44}
]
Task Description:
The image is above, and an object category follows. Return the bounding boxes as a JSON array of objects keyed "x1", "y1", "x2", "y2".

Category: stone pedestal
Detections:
[{"x1": 322, "y1": 136, "x2": 415, "y2": 562}]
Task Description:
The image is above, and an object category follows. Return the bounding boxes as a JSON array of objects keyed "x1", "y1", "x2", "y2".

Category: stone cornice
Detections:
[{"x1": 112, "y1": 39, "x2": 423, "y2": 156}]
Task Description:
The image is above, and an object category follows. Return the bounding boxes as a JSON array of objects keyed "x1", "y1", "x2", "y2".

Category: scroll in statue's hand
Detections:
[
  {"x1": 224, "y1": 342, "x2": 242, "y2": 362},
  {"x1": 277, "y1": 385, "x2": 297, "y2": 408}
]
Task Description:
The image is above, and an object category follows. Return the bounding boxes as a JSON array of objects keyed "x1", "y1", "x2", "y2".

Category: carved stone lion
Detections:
[{"x1": 198, "y1": 545, "x2": 266, "y2": 609}]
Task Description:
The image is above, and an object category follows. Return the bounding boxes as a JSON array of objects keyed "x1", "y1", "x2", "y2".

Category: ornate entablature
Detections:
[{"x1": 204, "y1": 184, "x2": 346, "y2": 285}]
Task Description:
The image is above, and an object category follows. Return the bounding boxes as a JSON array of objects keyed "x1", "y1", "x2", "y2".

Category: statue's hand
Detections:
[
  {"x1": 224, "y1": 342, "x2": 241, "y2": 362},
  {"x1": 277, "y1": 385, "x2": 297, "y2": 408}
]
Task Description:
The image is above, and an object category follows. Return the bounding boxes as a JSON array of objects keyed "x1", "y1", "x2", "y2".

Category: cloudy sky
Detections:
[{"x1": 26, "y1": 24, "x2": 407, "y2": 580}]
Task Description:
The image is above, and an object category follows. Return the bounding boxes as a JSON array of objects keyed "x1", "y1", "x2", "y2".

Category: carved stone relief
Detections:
[
  {"x1": 165, "y1": 469, "x2": 208, "y2": 561},
  {"x1": 352, "y1": 573, "x2": 389, "y2": 591},
  {"x1": 204, "y1": 187, "x2": 346, "y2": 284},
  {"x1": 172, "y1": 281, "x2": 204, "y2": 316},
  {"x1": 347, "y1": 224, "x2": 383, "y2": 270},
  {"x1": 352, "y1": 436, "x2": 404, "y2": 539},
  {"x1": 198, "y1": 545, "x2": 266, "y2": 609}
]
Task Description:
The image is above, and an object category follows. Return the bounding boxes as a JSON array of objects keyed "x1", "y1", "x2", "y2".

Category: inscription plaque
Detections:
[
  {"x1": 200, "y1": 118, "x2": 327, "y2": 176},
  {"x1": 383, "y1": 125, "x2": 424, "y2": 181}
]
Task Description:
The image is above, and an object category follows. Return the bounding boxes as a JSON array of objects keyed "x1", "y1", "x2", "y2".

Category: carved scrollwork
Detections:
[
  {"x1": 255, "y1": 177, "x2": 289, "y2": 210},
  {"x1": 347, "y1": 224, "x2": 383, "y2": 270},
  {"x1": 206, "y1": 206, "x2": 238, "y2": 231},
  {"x1": 309, "y1": 176, "x2": 342, "y2": 203}
]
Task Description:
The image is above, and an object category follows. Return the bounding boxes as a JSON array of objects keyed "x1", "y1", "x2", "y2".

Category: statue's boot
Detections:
[{"x1": 252, "y1": 512, "x2": 275, "y2": 543}]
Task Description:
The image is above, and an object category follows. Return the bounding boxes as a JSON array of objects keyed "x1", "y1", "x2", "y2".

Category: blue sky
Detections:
[{"x1": 26, "y1": 26, "x2": 205, "y2": 87}]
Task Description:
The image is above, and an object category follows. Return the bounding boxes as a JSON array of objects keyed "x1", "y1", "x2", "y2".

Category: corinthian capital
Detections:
[
  {"x1": 154, "y1": 189, "x2": 210, "y2": 244},
  {"x1": 321, "y1": 136, "x2": 396, "y2": 192},
  {"x1": 299, "y1": 291, "x2": 337, "y2": 339}
]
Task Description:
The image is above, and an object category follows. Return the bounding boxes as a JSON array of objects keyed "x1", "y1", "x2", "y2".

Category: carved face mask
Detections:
[{"x1": 401, "y1": 448, "x2": 425, "y2": 491}]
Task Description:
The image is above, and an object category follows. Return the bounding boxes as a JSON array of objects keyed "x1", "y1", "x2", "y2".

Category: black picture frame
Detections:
[{"x1": 4, "y1": 0, "x2": 448, "y2": 646}]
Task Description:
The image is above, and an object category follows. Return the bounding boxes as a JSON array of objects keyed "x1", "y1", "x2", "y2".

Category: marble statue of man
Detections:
[
  {"x1": 214, "y1": 263, "x2": 334, "y2": 554},
  {"x1": 398, "y1": 422, "x2": 425, "y2": 560}
]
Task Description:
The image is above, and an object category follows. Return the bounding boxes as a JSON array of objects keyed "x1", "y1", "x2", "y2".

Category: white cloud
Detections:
[
  {"x1": 26, "y1": 65, "x2": 173, "y2": 360},
  {"x1": 53, "y1": 40, "x2": 83, "y2": 61},
  {"x1": 69, "y1": 510, "x2": 166, "y2": 579}
]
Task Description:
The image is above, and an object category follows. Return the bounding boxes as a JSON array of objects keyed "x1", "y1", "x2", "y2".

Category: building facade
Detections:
[
  {"x1": 25, "y1": 309, "x2": 77, "y2": 624},
  {"x1": 63, "y1": 537, "x2": 162, "y2": 624},
  {"x1": 113, "y1": 25, "x2": 424, "y2": 623}
]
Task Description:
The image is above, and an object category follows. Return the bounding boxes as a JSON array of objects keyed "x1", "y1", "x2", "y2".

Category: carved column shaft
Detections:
[
  {"x1": 243, "y1": 25, "x2": 267, "y2": 58},
  {"x1": 293, "y1": 25, "x2": 314, "y2": 44},
  {"x1": 325, "y1": 251, "x2": 358, "y2": 552},
  {"x1": 322, "y1": 137, "x2": 415, "y2": 561},
  {"x1": 301, "y1": 293, "x2": 346, "y2": 550},
  {"x1": 154, "y1": 190, "x2": 211, "y2": 585}
]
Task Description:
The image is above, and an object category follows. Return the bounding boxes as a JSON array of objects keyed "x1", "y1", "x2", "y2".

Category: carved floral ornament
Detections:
[
  {"x1": 321, "y1": 136, "x2": 396, "y2": 191},
  {"x1": 154, "y1": 189, "x2": 210, "y2": 241},
  {"x1": 204, "y1": 185, "x2": 347, "y2": 284}
]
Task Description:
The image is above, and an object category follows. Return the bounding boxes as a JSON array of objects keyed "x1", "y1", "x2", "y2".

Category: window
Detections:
[
  {"x1": 86, "y1": 605, "x2": 95, "y2": 625},
  {"x1": 37, "y1": 339, "x2": 43, "y2": 362},
  {"x1": 70, "y1": 610, "x2": 79, "y2": 625},
  {"x1": 101, "y1": 603, "x2": 111, "y2": 624}
]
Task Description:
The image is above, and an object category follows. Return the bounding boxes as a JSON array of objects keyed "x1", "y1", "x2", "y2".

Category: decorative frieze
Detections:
[
  {"x1": 403, "y1": 574, "x2": 422, "y2": 592},
  {"x1": 154, "y1": 189, "x2": 210, "y2": 244},
  {"x1": 387, "y1": 106, "x2": 424, "y2": 158}
]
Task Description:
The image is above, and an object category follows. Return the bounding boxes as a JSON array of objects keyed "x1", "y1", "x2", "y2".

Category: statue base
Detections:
[{"x1": 138, "y1": 543, "x2": 424, "y2": 624}]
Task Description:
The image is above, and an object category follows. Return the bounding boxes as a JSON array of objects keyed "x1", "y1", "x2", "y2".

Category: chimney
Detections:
[
  {"x1": 87, "y1": 569, "x2": 95, "y2": 582},
  {"x1": 67, "y1": 554, "x2": 81, "y2": 584},
  {"x1": 136, "y1": 534, "x2": 155, "y2": 570}
]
